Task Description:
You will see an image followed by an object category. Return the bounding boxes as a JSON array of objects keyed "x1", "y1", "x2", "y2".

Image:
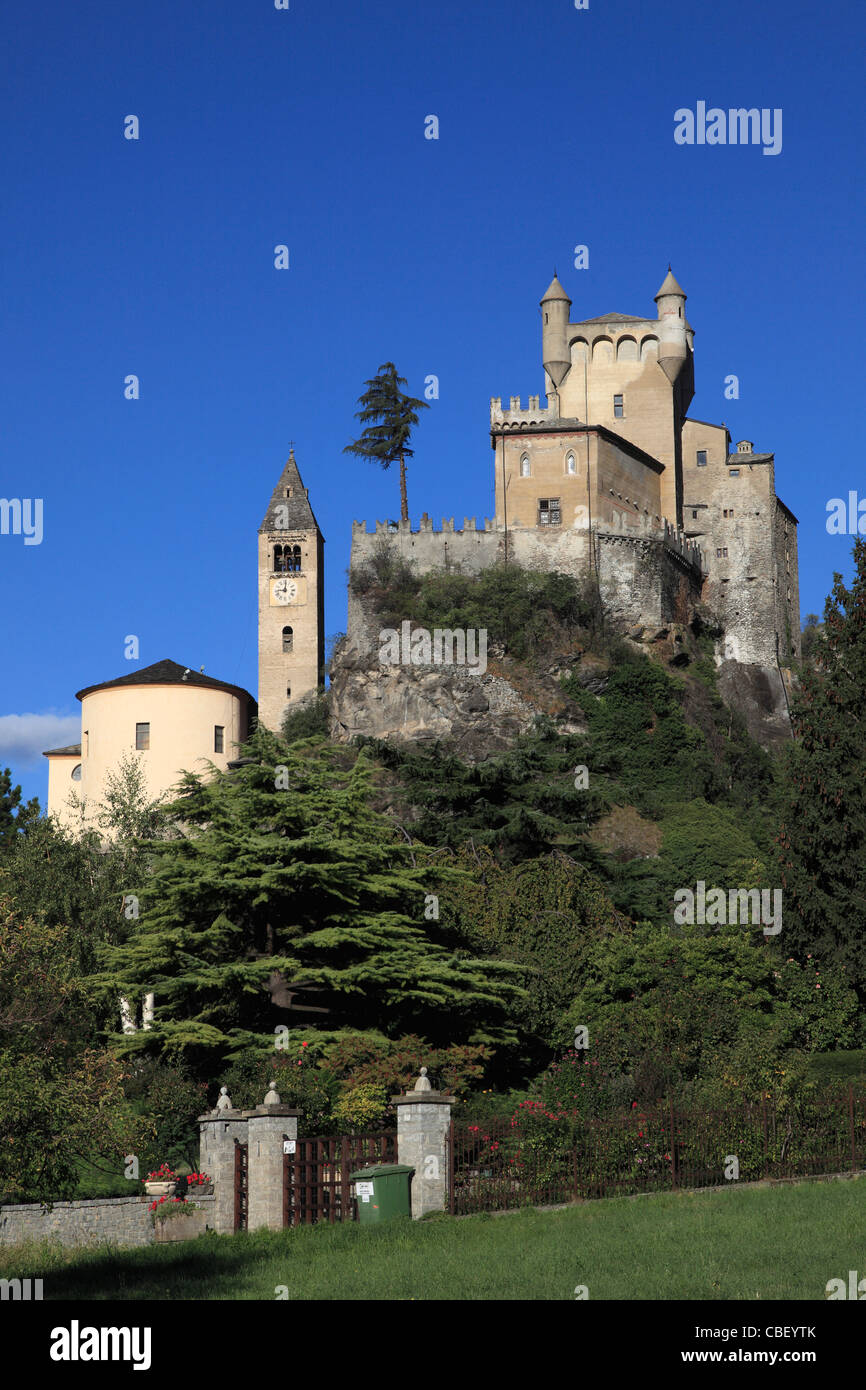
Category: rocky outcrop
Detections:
[
  {"x1": 329, "y1": 652, "x2": 547, "y2": 760},
  {"x1": 715, "y1": 659, "x2": 795, "y2": 751}
]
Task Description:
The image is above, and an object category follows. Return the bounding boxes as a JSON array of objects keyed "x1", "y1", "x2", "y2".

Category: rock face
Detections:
[
  {"x1": 716, "y1": 659, "x2": 795, "y2": 751},
  {"x1": 329, "y1": 653, "x2": 544, "y2": 760}
]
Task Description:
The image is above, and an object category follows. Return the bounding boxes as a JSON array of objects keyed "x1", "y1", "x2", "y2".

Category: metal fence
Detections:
[
  {"x1": 233, "y1": 1139, "x2": 248, "y2": 1231},
  {"x1": 283, "y1": 1132, "x2": 398, "y2": 1227},
  {"x1": 449, "y1": 1087, "x2": 866, "y2": 1215}
]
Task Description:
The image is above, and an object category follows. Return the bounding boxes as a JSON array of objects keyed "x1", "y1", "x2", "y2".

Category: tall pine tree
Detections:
[
  {"x1": 96, "y1": 729, "x2": 523, "y2": 1074},
  {"x1": 776, "y1": 539, "x2": 866, "y2": 995}
]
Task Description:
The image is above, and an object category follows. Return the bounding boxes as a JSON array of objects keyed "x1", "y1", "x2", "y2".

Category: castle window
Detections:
[
  {"x1": 692, "y1": 510, "x2": 698, "y2": 519},
  {"x1": 135, "y1": 722, "x2": 150, "y2": 751},
  {"x1": 566, "y1": 452, "x2": 576, "y2": 474},
  {"x1": 71, "y1": 764, "x2": 82, "y2": 782},
  {"x1": 214, "y1": 725, "x2": 224, "y2": 754},
  {"x1": 520, "y1": 456, "x2": 531, "y2": 477},
  {"x1": 538, "y1": 498, "x2": 561, "y2": 526},
  {"x1": 696, "y1": 451, "x2": 707, "y2": 467},
  {"x1": 716, "y1": 547, "x2": 728, "y2": 558},
  {"x1": 613, "y1": 394, "x2": 624, "y2": 419},
  {"x1": 282, "y1": 625, "x2": 294, "y2": 653},
  {"x1": 729, "y1": 469, "x2": 740, "y2": 477}
]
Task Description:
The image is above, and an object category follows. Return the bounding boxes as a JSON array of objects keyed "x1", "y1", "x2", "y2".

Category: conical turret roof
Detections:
[
  {"x1": 654, "y1": 266, "x2": 686, "y2": 300},
  {"x1": 540, "y1": 272, "x2": 571, "y2": 304},
  {"x1": 259, "y1": 449, "x2": 320, "y2": 532}
]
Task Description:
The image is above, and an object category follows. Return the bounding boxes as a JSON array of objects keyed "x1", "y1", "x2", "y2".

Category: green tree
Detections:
[
  {"x1": 343, "y1": 362, "x2": 429, "y2": 521},
  {"x1": 0, "y1": 896, "x2": 130, "y2": 1203},
  {"x1": 0, "y1": 767, "x2": 39, "y2": 853},
  {"x1": 96, "y1": 730, "x2": 523, "y2": 1075},
  {"x1": 776, "y1": 539, "x2": 866, "y2": 997}
]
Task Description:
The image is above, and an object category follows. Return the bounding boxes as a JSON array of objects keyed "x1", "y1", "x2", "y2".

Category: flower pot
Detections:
[
  {"x1": 153, "y1": 1208, "x2": 208, "y2": 1243},
  {"x1": 144, "y1": 1181, "x2": 177, "y2": 1198}
]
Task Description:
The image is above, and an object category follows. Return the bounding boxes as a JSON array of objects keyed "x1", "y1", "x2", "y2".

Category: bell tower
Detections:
[{"x1": 257, "y1": 448, "x2": 325, "y2": 732}]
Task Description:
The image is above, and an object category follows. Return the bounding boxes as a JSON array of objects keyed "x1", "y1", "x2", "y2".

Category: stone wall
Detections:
[
  {"x1": 0, "y1": 1193, "x2": 215, "y2": 1250},
  {"x1": 347, "y1": 518, "x2": 703, "y2": 659}
]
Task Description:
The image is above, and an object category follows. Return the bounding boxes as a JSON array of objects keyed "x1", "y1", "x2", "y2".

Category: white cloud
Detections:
[{"x1": 0, "y1": 712, "x2": 81, "y2": 768}]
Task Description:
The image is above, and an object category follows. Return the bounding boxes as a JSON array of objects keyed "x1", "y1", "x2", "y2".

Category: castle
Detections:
[
  {"x1": 346, "y1": 268, "x2": 801, "y2": 674},
  {"x1": 44, "y1": 266, "x2": 801, "y2": 821}
]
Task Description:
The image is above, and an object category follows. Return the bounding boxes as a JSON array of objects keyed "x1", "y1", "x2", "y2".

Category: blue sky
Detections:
[{"x1": 2, "y1": 0, "x2": 864, "y2": 806}]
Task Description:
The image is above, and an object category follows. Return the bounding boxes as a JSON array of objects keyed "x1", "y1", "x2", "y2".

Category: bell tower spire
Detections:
[{"x1": 257, "y1": 448, "x2": 325, "y2": 731}]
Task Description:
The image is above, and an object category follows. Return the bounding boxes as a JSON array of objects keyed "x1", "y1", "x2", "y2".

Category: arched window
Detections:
[
  {"x1": 566, "y1": 452, "x2": 576, "y2": 474},
  {"x1": 520, "y1": 455, "x2": 531, "y2": 478},
  {"x1": 71, "y1": 764, "x2": 82, "y2": 781},
  {"x1": 282, "y1": 626, "x2": 293, "y2": 653},
  {"x1": 289, "y1": 545, "x2": 302, "y2": 572},
  {"x1": 274, "y1": 545, "x2": 287, "y2": 572}
]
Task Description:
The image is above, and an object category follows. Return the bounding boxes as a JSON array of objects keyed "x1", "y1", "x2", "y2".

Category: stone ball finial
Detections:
[
  {"x1": 216, "y1": 1085, "x2": 233, "y2": 1112},
  {"x1": 263, "y1": 1080, "x2": 282, "y2": 1106},
  {"x1": 413, "y1": 1066, "x2": 433, "y2": 1093}
]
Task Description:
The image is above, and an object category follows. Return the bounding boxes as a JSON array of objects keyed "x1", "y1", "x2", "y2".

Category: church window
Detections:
[
  {"x1": 274, "y1": 545, "x2": 286, "y2": 572},
  {"x1": 282, "y1": 626, "x2": 294, "y2": 653},
  {"x1": 538, "y1": 498, "x2": 561, "y2": 526},
  {"x1": 286, "y1": 487, "x2": 294, "y2": 497},
  {"x1": 613, "y1": 394, "x2": 624, "y2": 418},
  {"x1": 520, "y1": 456, "x2": 531, "y2": 477},
  {"x1": 716, "y1": 547, "x2": 728, "y2": 558},
  {"x1": 566, "y1": 452, "x2": 576, "y2": 474},
  {"x1": 289, "y1": 545, "x2": 302, "y2": 572},
  {"x1": 71, "y1": 764, "x2": 82, "y2": 781},
  {"x1": 696, "y1": 451, "x2": 707, "y2": 467},
  {"x1": 214, "y1": 725, "x2": 224, "y2": 754},
  {"x1": 135, "y1": 722, "x2": 150, "y2": 751}
]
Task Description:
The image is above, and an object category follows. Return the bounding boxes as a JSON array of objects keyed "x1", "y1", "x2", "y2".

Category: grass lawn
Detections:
[{"x1": 2, "y1": 1176, "x2": 862, "y2": 1301}]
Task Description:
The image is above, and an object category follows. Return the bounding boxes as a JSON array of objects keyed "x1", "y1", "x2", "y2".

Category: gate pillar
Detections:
[
  {"x1": 199, "y1": 1086, "x2": 248, "y2": 1235},
  {"x1": 246, "y1": 1081, "x2": 300, "y2": 1232},
  {"x1": 393, "y1": 1067, "x2": 455, "y2": 1219}
]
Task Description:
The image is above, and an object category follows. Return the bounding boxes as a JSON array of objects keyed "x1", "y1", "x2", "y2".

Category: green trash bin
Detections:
[{"x1": 350, "y1": 1163, "x2": 415, "y2": 1223}]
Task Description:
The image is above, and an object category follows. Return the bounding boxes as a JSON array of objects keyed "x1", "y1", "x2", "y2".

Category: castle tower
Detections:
[
  {"x1": 257, "y1": 449, "x2": 325, "y2": 732},
  {"x1": 654, "y1": 267, "x2": 689, "y2": 385},
  {"x1": 540, "y1": 272, "x2": 572, "y2": 405}
]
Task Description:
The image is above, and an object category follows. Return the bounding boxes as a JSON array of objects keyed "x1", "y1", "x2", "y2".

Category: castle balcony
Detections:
[
  {"x1": 662, "y1": 519, "x2": 704, "y2": 574},
  {"x1": 490, "y1": 395, "x2": 556, "y2": 429}
]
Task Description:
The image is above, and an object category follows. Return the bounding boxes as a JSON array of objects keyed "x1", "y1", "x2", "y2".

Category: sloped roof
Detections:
[
  {"x1": 574, "y1": 312, "x2": 647, "y2": 326},
  {"x1": 655, "y1": 267, "x2": 686, "y2": 299},
  {"x1": 75, "y1": 659, "x2": 254, "y2": 706},
  {"x1": 259, "y1": 449, "x2": 321, "y2": 532},
  {"x1": 42, "y1": 744, "x2": 81, "y2": 758},
  {"x1": 540, "y1": 273, "x2": 571, "y2": 303}
]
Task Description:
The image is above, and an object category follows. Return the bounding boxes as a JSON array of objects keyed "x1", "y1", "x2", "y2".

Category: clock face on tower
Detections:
[
  {"x1": 272, "y1": 578, "x2": 298, "y2": 605},
  {"x1": 273, "y1": 575, "x2": 311, "y2": 608}
]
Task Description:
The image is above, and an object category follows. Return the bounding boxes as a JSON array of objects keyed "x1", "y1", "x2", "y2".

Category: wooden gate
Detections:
[
  {"x1": 283, "y1": 1132, "x2": 397, "y2": 1227},
  {"x1": 234, "y1": 1138, "x2": 248, "y2": 1231}
]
